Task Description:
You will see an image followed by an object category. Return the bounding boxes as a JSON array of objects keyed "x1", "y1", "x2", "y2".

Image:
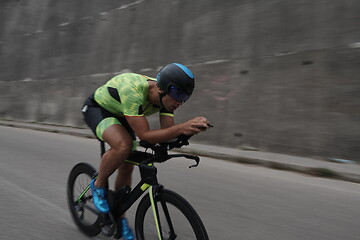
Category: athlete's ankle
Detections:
[{"x1": 94, "y1": 178, "x2": 106, "y2": 188}]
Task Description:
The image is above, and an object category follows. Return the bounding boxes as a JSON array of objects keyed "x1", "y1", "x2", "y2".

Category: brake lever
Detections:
[
  {"x1": 189, "y1": 158, "x2": 200, "y2": 168},
  {"x1": 181, "y1": 154, "x2": 200, "y2": 168},
  {"x1": 167, "y1": 154, "x2": 200, "y2": 168}
]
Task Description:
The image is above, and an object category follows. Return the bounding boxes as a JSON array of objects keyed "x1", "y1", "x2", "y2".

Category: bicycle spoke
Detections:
[
  {"x1": 83, "y1": 204, "x2": 99, "y2": 215},
  {"x1": 161, "y1": 200, "x2": 177, "y2": 239}
]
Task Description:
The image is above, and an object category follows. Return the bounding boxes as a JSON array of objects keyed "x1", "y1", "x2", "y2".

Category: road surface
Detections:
[{"x1": 1, "y1": 126, "x2": 359, "y2": 240}]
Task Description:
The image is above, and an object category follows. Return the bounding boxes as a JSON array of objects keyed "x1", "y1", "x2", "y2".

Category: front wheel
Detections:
[{"x1": 135, "y1": 189, "x2": 209, "y2": 240}]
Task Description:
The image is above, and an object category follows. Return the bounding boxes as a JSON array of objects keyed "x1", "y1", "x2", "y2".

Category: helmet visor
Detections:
[{"x1": 168, "y1": 86, "x2": 191, "y2": 103}]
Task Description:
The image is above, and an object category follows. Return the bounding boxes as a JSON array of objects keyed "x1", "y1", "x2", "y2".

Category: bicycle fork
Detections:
[
  {"x1": 149, "y1": 185, "x2": 164, "y2": 240},
  {"x1": 139, "y1": 164, "x2": 176, "y2": 240},
  {"x1": 145, "y1": 184, "x2": 176, "y2": 240}
]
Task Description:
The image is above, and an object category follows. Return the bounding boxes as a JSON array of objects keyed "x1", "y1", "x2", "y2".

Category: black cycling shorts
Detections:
[{"x1": 81, "y1": 94, "x2": 136, "y2": 142}]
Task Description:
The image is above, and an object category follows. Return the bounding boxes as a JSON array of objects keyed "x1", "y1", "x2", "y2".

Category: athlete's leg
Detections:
[
  {"x1": 114, "y1": 117, "x2": 136, "y2": 191},
  {"x1": 98, "y1": 125, "x2": 135, "y2": 240},
  {"x1": 115, "y1": 162, "x2": 134, "y2": 191},
  {"x1": 94, "y1": 124, "x2": 133, "y2": 188}
]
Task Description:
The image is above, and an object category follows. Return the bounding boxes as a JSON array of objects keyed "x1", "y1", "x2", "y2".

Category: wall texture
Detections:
[{"x1": 0, "y1": 0, "x2": 359, "y2": 160}]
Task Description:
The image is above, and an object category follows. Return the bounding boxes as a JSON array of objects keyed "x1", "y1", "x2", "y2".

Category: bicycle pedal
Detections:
[
  {"x1": 101, "y1": 223, "x2": 115, "y2": 237},
  {"x1": 100, "y1": 213, "x2": 116, "y2": 237}
]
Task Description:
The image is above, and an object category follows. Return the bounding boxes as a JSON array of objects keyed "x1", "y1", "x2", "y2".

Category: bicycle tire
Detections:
[
  {"x1": 135, "y1": 189, "x2": 209, "y2": 240},
  {"x1": 67, "y1": 162, "x2": 102, "y2": 236}
]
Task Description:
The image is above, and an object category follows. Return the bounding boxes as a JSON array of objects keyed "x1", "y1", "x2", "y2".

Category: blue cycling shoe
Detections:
[
  {"x1": 115, "y1": 218, "x2": 135, "y2": 240},
  {"x1": 89, "y1": 179, "x2": 109, "y2": 213}
]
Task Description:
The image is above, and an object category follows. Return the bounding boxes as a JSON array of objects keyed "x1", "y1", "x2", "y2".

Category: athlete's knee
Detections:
[
  {"x1": 104, "y1": 131, "x2": 133, "y2": 153},
  {"x1": 113, "y1": 139, "x2": 133, "y2": 154},
  {"x1": 104, "y1": 140, "x2": 132, "y2": 165}
]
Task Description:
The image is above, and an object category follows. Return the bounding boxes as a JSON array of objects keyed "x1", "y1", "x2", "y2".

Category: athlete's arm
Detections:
[
  {"x1": 160, "y1": 115, "x2": 174, "y2": 129},
  {"x1": 126, "y1": 116, "x2": 209, "y2": 144}
]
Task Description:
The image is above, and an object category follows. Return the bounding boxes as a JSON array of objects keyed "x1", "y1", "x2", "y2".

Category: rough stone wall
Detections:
[{"x1": 0, "y1": 0, "x2": 359, "y2": 160}]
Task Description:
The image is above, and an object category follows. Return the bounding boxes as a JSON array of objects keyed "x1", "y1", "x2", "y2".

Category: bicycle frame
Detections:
[
  {"x1": 75, "y1": 139, "x2": 199, "y2": 240},
  {"x1": 114, "y1": 162, "x2": 159, "y2": 217}
]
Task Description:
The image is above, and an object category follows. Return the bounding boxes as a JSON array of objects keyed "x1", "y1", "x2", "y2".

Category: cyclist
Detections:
[{"x1": 81, "y1": 63, "x2": 210, "y2": 239}]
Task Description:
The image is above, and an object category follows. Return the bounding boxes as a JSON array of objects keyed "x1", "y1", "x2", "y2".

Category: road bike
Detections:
[{"x1": 67, "y1": 134, "x2": 209, "y2": 240}]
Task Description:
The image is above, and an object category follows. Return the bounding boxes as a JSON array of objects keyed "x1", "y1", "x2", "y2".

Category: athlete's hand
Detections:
[{"x1": 181, "y1": 117, "x2": 211, "y2": 135}]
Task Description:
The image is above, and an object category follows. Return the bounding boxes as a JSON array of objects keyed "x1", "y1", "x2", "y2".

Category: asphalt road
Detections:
[{"x1": 1, "y1": 126, "x2": 359, "y2": 240}]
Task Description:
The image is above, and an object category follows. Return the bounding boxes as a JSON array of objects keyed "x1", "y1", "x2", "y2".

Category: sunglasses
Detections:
[{"x1": 168, "y1": 86, "x2": 191, "y2": 103}]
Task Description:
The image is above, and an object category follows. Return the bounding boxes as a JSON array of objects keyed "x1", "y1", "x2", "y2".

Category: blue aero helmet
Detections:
[{"x1": 156, "y1": 63, "x2": 195, "y2": 103}]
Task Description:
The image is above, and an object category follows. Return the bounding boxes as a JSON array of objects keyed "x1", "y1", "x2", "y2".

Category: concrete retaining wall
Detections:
[{"x1": 1, "y1": 0, "x2": 359, "y2": 160}]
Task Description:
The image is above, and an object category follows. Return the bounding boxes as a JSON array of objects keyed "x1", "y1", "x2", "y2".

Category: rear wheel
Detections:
[
  {"x1": 67, "y1": 162, "x2": 101, "y2": 236},
  {"x1": 135, "y1": 189, "x2": 208, "y2": 240}
]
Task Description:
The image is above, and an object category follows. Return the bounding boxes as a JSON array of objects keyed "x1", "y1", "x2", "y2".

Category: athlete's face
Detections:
[{"x1": 162, "y1": 94, "x2": 183, "y2": 112}]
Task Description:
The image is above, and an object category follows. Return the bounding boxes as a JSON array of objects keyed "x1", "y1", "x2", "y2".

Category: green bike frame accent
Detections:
[
  {"x1": 141, "y1": 183, "x2": 151, "y2": 191},
  {"x1": 76, "y1": 176, "x2": 97, "y2": 203},
  {"x1": 149, "y1": 186, "x2": 163, "y2": 240},
  {"x1": 76, "y1": 185, "x2": 90, "y2": 203}
]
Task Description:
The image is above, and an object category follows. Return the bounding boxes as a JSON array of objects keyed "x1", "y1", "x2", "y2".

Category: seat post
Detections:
[{"x1": 100, "y1": 141, "x2": 106, "y2": 157}]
